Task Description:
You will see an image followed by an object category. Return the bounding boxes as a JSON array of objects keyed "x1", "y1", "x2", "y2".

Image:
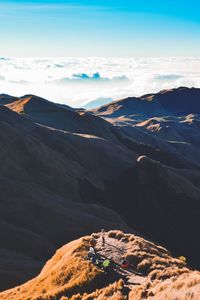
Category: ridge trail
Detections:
[{"x1": 95, "y1": 235, "x2": 147, "y2": 288}]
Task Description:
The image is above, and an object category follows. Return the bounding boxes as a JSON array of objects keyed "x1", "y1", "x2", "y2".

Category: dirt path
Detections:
[{"x1": 95, "y1": 235, "x2": 147, "y2": 288}]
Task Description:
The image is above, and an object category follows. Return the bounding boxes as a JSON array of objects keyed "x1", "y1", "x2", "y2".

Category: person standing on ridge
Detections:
[
  {"x1": 88, "y1": 238, "x2": 97, "y2": 258},
  {"x1": 88, "y1": 246, "x2": 96, "y2": 257},
  {"x1": 101, "y1": 229, "x2": 105, "y2": 245}
]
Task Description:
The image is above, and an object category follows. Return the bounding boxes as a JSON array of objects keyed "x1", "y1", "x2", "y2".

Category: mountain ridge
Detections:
[
  {"x1": 92, "y1": 87, "x2": 200, "y2": 117},
  {"x1": 0, "y1": 230, "x2": 199, "y2": 300},
  {"x1": 0, "y1": 87, "x2": 200, "y2": 294}
]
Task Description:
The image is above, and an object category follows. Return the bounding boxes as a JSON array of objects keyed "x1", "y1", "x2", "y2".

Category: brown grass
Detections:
[
  {"x1": 0, "y1": 237, "x2": 105, "y2": 300},
  {"x1": 1, "y1": 231, "x2": 200, "y2": 300}
]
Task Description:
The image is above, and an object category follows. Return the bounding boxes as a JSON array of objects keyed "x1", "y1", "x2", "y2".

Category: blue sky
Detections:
[{"x1": 0, "y1": 0, "x2": 200, "y2": 57}]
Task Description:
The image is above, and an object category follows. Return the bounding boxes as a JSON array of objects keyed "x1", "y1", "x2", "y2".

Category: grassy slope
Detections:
[{"x1": 1, "y1": 230, "x2": 199, "y2": 300}]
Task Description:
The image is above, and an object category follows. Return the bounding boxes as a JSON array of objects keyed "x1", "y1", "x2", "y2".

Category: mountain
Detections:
[
  {"x1": 0, "y1": 105, "x2": 134, "y2": 290},
  {"x1": 93, "y1": 87, "x2": 200, "y2": 117},
  {"x1": 1, "y1": 230, "x2": 199, "y2": 300},
  {"x1": 0, "y1": 88, "x2": 200, "y2": 294},
  {"x1": 90, "y1": 87, "x2": 200, "y2": 268},
  {"x1": 82, "y1": 97, "x2": 113, "y2": 109},
  {"x1": 5, "y1": 94, "x2": 117, "y2": 140}
]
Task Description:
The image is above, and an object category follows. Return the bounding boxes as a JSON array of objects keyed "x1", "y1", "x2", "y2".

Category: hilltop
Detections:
[{"x1": 0, "y1": 230, "x2": 199, "y2": 300}]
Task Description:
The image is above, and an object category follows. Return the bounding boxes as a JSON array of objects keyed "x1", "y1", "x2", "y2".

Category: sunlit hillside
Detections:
[{"x1": 1, "y1": 230, "x2": 199, "y2": 300}]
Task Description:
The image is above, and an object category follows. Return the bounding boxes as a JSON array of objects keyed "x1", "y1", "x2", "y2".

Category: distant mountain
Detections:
[
  {"x1": 83, "y1": 97, "x2": 113, "y2": 109},
  {"x1": 93, "y1": 87, "x2": 200, "y2": 117}
]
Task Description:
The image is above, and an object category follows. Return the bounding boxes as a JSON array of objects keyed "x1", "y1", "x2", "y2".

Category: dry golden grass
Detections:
[
  {"x1": 0, "y1": 237, "x2": 105, "y2": 300},
  {"x1": 129, "y1": 271, "x2": 200, "y2": 300},
  {"x1": 1, "y1": 230, "x2": 200, "y2": 300},
  {"x1": 68, "y1": 280, "x2": 126, "y2": 300},
  {"x1": 128, "y1": 254, "x2": 200, "y2": 300}
]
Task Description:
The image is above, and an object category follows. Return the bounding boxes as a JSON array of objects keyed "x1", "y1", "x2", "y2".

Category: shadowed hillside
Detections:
[
  {"x1": 0, "y1": 105, "x2": 133, "y2": 290},
  {"x1": 0, "y1": 94, "x2": 18, "y2": 105},
  {"x1": 103, "y1": 156, "x2": 200, "y2": 269}
]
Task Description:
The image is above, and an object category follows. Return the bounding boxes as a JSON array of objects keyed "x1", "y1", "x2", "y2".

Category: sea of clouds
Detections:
[{"x1": 0, "y1": 57, "x2": 200, "y2": 107}]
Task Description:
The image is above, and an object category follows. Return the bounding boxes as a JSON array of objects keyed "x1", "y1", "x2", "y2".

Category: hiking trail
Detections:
[{"x1": 95, "y1": 235, "x2": 147, "y2": 289}]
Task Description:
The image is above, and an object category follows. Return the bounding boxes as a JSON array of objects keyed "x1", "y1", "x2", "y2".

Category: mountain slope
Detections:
[
  {"x1": 103, "y1": 156, "x2": 200, "y2": 269},
  {"x1": 0, "y1": 106, "x2": 134, "y2": 290}
]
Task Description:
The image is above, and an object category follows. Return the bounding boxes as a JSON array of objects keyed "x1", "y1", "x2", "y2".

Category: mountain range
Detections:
[{"x1": 0, "y1": 87, "x2": 200, "y2": 298}]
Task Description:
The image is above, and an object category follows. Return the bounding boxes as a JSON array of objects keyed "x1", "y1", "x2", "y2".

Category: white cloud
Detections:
[
  {"x1": 154, "y1": 74, "x2": 183, "y2": 81},
  {"x1": 0, "y1": 75, "x2": 5, "y2": 81},
  {"x1": 50, "y1": 72, "x2": 130, "y2": 85},
  {"x1": 0, "y1": 57, "x2": 200, "y2": 107}
]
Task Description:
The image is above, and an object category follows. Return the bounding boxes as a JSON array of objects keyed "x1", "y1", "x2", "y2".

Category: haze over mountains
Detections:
[
  {"x1": 82, "y1": 97, "x2": 113, "y2": 109},
  {"x1": 0, "y1": 87, "x2": 200, "y2": 298}
]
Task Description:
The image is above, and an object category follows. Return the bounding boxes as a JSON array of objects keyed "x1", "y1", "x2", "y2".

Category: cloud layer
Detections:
[{"x1": 0, "y1": 57, "x2": 200, "y2": 107}]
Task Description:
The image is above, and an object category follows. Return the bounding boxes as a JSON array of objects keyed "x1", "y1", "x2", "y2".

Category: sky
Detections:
[
  {"x1": 0, "y1": 1, "x2": 200, "y2": 105},
  {"x1": 0, "y1": 0, "x2": 200, "y2": 57}
]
